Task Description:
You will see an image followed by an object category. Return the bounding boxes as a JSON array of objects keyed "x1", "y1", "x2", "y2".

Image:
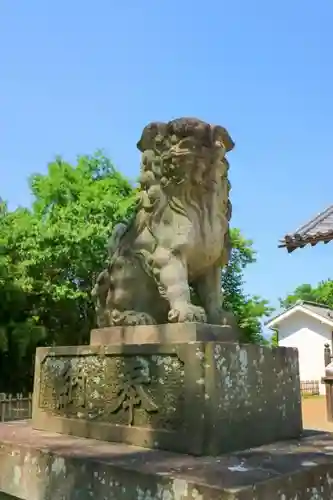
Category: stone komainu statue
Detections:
[{"x1": 92, "y1": 117, "x2": 235, "y2": 327}]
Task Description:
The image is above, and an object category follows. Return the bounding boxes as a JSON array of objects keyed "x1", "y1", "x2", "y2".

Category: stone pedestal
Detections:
[
  {"x1": 90, "y1": 322, "x2": 240, "y2": 345},
  {"x1": 32, "y1": 325, "x2": 302, "y2": 456}
]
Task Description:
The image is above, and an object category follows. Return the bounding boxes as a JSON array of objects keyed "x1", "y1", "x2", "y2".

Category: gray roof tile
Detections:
[
  {"x1": 279, "y1": 204, "x2": 333, "y2": 252},
  {"x1": 302, "y1": 301, "x2": 333, "y2": 322}
]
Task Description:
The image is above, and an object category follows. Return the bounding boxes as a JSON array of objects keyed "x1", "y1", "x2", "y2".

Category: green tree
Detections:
[
  {"x1": 0, "y1": 203, "x2": 46, "y2": 392},
  {"x1": 280, "y1": 281, "x2": 333, "y2": 309},
  {"x1": 222, "y1": 229, "x2": 273, "y2": 344},
  {"x1": 25, "y1": 152, "x2": 135, "y2": 345},
  {"x1": 0, "y1": 152, "x2": 135, "y2": 391},
  {"x1": 270, "y1": 330, "x2": 279, "y2": 347}
]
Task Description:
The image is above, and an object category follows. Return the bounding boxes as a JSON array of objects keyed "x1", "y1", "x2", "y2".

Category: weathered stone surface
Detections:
[
  {"x1": 32, "y1": 342, "x2": 302, "y2": 456},
  {"x1": 92, "y1": 117, "x2": 239, "y2": 331},
  {"x1": 90, "y1": 322, "x2": 240, "y2": 345},
  {"x1": 0, "y1": 422, "x2": 333, "y2": 499}
]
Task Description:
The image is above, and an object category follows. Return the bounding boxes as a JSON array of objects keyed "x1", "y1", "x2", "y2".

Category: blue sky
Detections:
[{"x1": 1, "y1": 1, "x2": 333, "y2": 314}]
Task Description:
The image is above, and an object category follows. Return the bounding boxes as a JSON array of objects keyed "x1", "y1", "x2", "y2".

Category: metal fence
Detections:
[
  {"x1": 300, "y1": 380, "x2": 320, "y2": 396},
  {"x1": 0, "y1": 393, "x2": 32, "y2": 422}
]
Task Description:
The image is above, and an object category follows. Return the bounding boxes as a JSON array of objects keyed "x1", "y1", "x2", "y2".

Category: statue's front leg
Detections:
[
  {"x1": 194, "y1": 265, "x2": 239, "y2": 329},
  {"x1": 155, "y1": 248, "x2": 206, "y2": 323}
]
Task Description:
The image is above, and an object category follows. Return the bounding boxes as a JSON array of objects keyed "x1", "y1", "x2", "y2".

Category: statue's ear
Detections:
[
  {"x1": 137, "y1": 122, "x2": 167, "y2": 152},
  {"x1": 213, "y1": 126, "x2": 235, "y2": 153}
]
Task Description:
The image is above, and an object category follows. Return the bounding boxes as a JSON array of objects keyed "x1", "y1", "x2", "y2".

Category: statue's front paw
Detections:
[
  {"x1": 168, "y1": 304, "x2": 207, "y2": 323},
  {"x1": 110, "y1": 309, "x2": 156, "y2": 326}
]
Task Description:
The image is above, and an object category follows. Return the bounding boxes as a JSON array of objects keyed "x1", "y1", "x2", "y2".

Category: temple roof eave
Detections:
[{"x1": 279, "y1": 204, "x2": 333, "y2": 252}]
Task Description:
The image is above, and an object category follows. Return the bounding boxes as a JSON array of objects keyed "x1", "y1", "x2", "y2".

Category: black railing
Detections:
[{"x1": 300, "y1": 380, "x2": 320, "y2": 396}]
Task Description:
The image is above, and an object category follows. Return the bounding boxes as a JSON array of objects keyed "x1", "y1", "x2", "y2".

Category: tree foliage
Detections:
[
  {"x1": 280, "y1": 281, "x2": 333, "y2": 309},
  {"x1": 222, "y1": 229, "x2": 273, "y2": 344},
  {"x1": 0, "y1": 152, "x2": 271, "y2": 392},
  {"x1": 0, "y1": 153, "x2": 134, "y2": 392}
]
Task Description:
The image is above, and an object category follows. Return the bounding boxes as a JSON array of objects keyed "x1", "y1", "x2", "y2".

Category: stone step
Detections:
[{"x1": 0, "y1": 422, "x2": 333, "y2": 499}]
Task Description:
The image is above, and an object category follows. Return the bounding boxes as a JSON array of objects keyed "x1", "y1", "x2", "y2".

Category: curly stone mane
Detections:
[{"x1": 134, "y1": 117, "x2": 234, "y2": 232}]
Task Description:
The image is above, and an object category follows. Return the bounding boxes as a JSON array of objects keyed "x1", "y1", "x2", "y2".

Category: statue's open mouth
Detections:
[
  {"x1": 161, "y1": 149, "x2": 191, "y2": 160},
  {"x1": 161, "y1": 149, "x2": 203, "y2": 162}
]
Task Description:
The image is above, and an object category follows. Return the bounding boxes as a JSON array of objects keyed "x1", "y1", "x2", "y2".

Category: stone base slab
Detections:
[
  {"x1": 90, "y1": 322, "x2": 240, "y2": 345},
  {"x1": 32, "y1": 342, "x2": 302, "y2": 456},
  {"x1": 1, "y1": 422, "x2": 333, "y2": 499}
]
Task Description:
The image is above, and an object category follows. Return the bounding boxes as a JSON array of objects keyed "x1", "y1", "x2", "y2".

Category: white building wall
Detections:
[{"x1": 278, "y1": 311, "x2": 332, "y2": 395}]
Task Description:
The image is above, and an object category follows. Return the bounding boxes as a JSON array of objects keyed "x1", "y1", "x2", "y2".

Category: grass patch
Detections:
[{"x1": 302, "y1": 393, "x2": 324, "y2": 400}]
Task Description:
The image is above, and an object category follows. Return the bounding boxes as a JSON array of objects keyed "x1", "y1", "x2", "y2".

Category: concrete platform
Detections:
[{"x1": 1, "y1": 422, "x2": 333, "y2": 499}]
